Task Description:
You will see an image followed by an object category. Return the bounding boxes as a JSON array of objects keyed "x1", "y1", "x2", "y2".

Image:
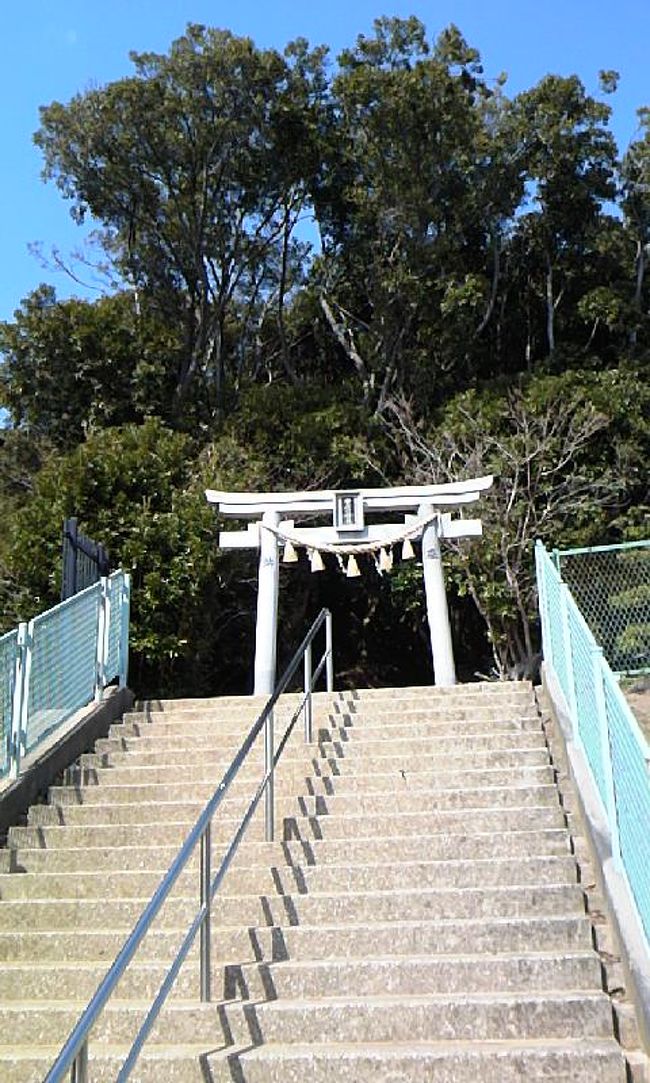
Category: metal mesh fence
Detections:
[
  {"x1": 26, "y1": 583, "x2": 101, "y2": 753},
  {"x1": 0, "y1": 630, "x2": 18, "y2": 775},
  {"x1": 556, "y1": 541, "x2": 650, "y2": 675},
  {"x1": 604, "y1": 676, "x2": 650, "y2": 938},
  {"x1": 0, "y1": 572, "x2": 130, "y2": 780},
  {"x1": 537, "y1": 541, "x2": 650, "y2": 944}
]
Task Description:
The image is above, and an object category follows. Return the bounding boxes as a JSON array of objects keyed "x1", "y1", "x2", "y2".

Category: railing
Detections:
[
  {"x1": 1, "y1": 571, "x2": 130, "y2": 781},
  {"x1": 61, "y1": 517, "x2": 111, "y2": 602},
  {"x1": 45, "y1": 607, "x2": 334, "y2": 1083},
  {"x1": 536, "y1": 541, "x2": 650, "y2": 945},
  {"x1": 552, "y1": 539, "x2": 650, "y2": 676}
]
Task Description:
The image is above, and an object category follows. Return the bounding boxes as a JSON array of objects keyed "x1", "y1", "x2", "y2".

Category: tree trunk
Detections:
[{"x1": 545, "y1": 255, "x2": 555, "y2": 358}]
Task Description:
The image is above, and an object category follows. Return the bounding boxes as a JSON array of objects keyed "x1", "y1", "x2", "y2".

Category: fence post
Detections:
[
  {"x1": 592, "y1": 644, "x2": 621, "y2": 866},
  {"x1": 326, "y1": 610, "x2": 334, "y2": 693},
  {"x1": 95, "y1": 579, "x2": 109, "y2": 702},
  {"x1": 8, "y1": 623, "x2": 28, "y2": 781},
  {"x1": 535, "y1": 541, "x2": 548, "y2": 646},
  {"x1": 559, "y1": 583, "x2": 579, "y2": 740},
  {"x1": 16, "y1": 621, "x2": 33, "y2": 772},
  {"x1": 118, "y1": 574, "x2": 131, "y2": 689},
  {"x1": 61, "y1": 517, "x2": 78, "y2": 602},
  {"x1": 304, "y1": 641, "x2": 313, "y2": 743}
]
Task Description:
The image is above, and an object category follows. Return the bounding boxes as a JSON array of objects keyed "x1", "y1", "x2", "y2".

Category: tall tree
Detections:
[
  {"x1": 313, "y1": 19, "x2": 525, "y2": 412},
  {"x1": 35, "y1": 25, "x2": 327, "y2": 417},
  {"x1": 621, "y1": 107, "x2": 650, "y2": 348},
  {"x1": 507, "y1": 74, "x2": 618, "y2": 363}
]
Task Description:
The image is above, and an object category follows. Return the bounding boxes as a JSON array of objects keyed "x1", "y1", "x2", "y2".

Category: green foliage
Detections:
[
  {"x1": 0, "y1": 420, "x2": 226, "y2": 694},
  {"x1": 35, "y1": 25, "x2": 328, "y2": 415},
  {"x1": 0, "y1": 287, "x2": 183, "y2": 442}
]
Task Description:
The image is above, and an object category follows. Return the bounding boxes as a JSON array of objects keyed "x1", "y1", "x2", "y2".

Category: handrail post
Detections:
[
  {"x1": 326, "y1": 610, "x2": 334, "y2": 692},
  {"x1": 200, "y1": 823, "x2": 212, "y2": 1002},
  {"x1": 304, "y1": 642, "x2": 313, "y2": 743},
  {"x1": 71, "y1": 1039, "x2": 88, "y2": 1083},
  {"x1": 592, "y1": 645, "x2": 621, "y2": 867},
  {"x1": 265, "y1": 710, "x2": 274, "y2": 842}
]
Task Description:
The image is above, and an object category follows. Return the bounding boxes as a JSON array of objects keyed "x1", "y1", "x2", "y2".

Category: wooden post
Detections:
[
  {"x1": 421, "y1": 505, "x2": 456, "y2": 686},
  {"x1": 253, "y1": 510, "x2": 281, "y2": 696}
]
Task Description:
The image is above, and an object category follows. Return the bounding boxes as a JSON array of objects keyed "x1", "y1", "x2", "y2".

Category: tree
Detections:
[
  {"x1": 0, "y1": 420, "x2": 224, "y2": 694},
  {"x1": 384, "y1": 375, "x2": 622, "y2": 677},
  {"x1": 0, "y1": 287, "x2": 184, "y2": 443},
  {"x1": 35, "y1": 25, "x2": 328, "y2": 417},
  {"x1": 621, "y1": 107, "x2": 650, "y2": 348},
  {"x1": 313, "y1": 19, "x2": 525, "y2": 412},
  {"x1": 506, "y1": 75, "x2": 618, "y2": 363}
]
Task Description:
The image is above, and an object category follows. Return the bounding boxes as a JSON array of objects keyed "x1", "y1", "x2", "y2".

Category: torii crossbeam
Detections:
[{"x1": 206, "y1": 476, "x2": 493, "y2": 693}]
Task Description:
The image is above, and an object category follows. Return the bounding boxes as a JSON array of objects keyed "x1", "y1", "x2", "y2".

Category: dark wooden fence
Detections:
[{"x1": 61, "y1": 518, "x2": 110, "y2": 601}]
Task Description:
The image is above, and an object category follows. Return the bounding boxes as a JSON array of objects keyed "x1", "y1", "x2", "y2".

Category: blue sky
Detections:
[{"x1": 2, "y1": 0, "x2": 648, "y2": 324}]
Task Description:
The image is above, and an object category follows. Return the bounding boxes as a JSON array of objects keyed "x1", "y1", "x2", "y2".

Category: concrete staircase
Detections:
[{"x1": 0, "y1": 682, "x2": 643, "y2": 1080}]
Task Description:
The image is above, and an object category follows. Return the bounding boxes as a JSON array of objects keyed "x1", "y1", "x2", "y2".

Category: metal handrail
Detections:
[{"x1": 45, "y1": 608, "x2": 333, "y2": 1083}]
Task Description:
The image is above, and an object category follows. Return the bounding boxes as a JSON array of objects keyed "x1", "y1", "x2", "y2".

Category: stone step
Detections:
[
  {"x1": 0, "y1": 913, "x2": 595, "y2": 963},
  {"x1": 117, "y1": 706, "x2": 539, "y2": 735},
  {"x1": 211, "y1": 1039, "x2": 627, "y2": 1083},
  {"x1": 316, "y1": 714, "x2": 541, "y2": 738},
  {"x1": 48, "y1": 762, "x2": 557, "y2": 805},
  {"x1": 92, "y1": 729, "x2": 547, "y2": 758},
  {"x1": 0, "y1": 990, "x2": 615, "y2": 1047},
  {"x1": 111, "y1": 713, "x2": 541, "y2": 747},
  {"x1": 0, "y1": 999, "x2": 226, "y2": 1047},
  {"x1": 0, "y1": 882, "x2": 585, "y2": 932},
  {"x1": 336, "y1": 682, "x2": 534, "y2": 699},
  {"x1": 2, "y1": 827, "x2": 572, "y2": 875},
  {"x1": 64, "y1": 748, "x2": 552, "y2": 788},
  {"x1": 220, "y1": 990, "x2": 616, "y2": 1045},
  {"x1": 0, "y1": 950, "x2": 603, "y2": 1002},
  {"x1": 0, "y1": 854, "x2": 580, "y2": 901},
  {"x1": 0, "y1": 1038, "x2": 626, "y2": 1083},
  {"x1": 137, "y1": 684, "x2": 533, "y2": 712},
  {"x1": 76, "y1": 742, "x2": 551, "y2": 773},
  {"x1": 8, "y1": 802, "x2": 566, "y2": 851},
  {"x1": 30, "y1": 783, "x2": 561, "y2": 827}
]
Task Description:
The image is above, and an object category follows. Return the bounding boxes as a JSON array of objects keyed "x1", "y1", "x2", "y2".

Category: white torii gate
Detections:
[{"x1": 206, "y1": 476, "x2": 493, "y2": 694}]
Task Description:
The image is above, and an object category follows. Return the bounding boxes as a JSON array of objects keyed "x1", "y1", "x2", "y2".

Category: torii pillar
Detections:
[
  {"x1": 421, "y1": 506, "x2": 456, "y2": 687},
  {"x1": 254, "y1": 510, "x2": 281, "y2": 695}
]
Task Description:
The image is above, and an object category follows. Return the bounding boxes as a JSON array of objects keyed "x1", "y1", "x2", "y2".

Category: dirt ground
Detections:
[{"x1": 623, "y1": 679, "x2": 650, "y2": 743}]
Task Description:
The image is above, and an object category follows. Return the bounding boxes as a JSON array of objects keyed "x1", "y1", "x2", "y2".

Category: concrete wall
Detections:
[{"x1": 0, "y1": 686, "x2": 133, "y2": 840}]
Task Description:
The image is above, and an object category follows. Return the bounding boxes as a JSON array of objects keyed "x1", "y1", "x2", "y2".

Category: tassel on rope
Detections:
[
  {"x1": 283, "y1": 539, "x2": 298, "y2": 564},
  {"x1": 346, "y1": 554, "x2": 361, "y2": 578},
  {"x1": 401, "y1": 537, "x2": 415, "y2": 560},
  {"x1": 310, "y1": 549, "x2": 325, "y2": 573},
  {"x1": 379, "y1": 548, "x2": 392, "y2": 573}
]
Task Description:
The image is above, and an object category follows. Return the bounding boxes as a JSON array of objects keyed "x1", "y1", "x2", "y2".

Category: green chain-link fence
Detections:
[{"x1": 553, "y1": 540, "x2": 650, "y2": 676}]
